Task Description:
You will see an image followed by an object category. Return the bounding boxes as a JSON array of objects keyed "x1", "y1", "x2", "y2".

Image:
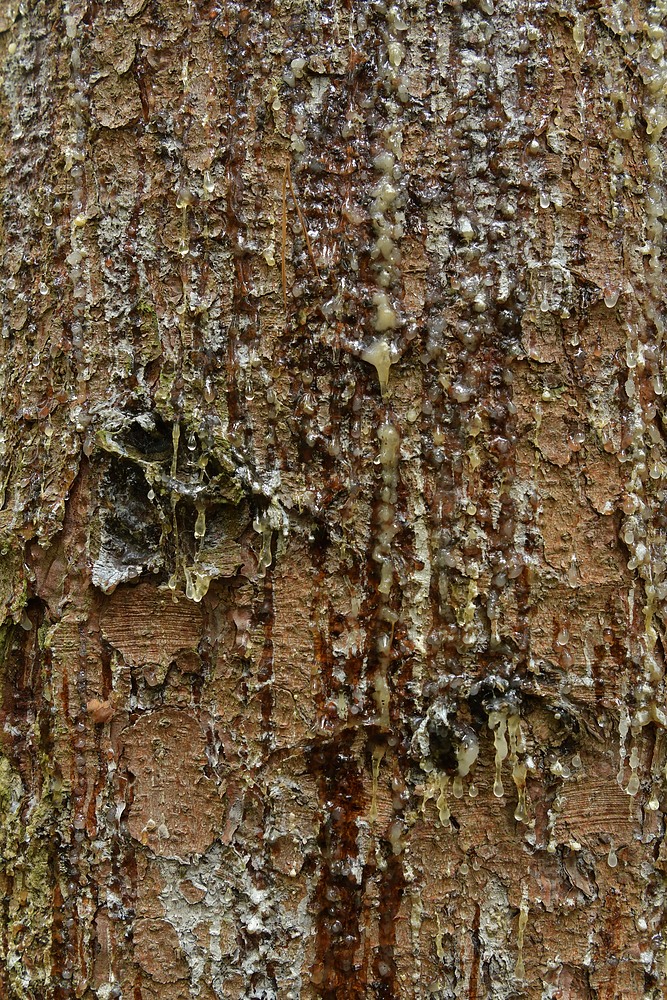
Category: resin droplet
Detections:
[
  {"x1": 489, "y1": 710, "x2": 508, "y2": 797},
  {"x1": 456, "y1": 730, "x2": 479, "y2": 777},
  {"x1": 194, "y1": 507, "x2": 206, "y2": 539},
  {"x1": 372, "y1": 291, "x2": 398, "y2": 332},
  {"x1": 362, "y1": 338, "x2": 394, "y2": 396},
  {"x1": 436, "y1": 774, "x2": 450, "y2": 827},
  {"x1": 626, "y1": 746, "x2": 640, "y2": 796},
  {"x1": 515, "y1": 897, "x2": 529, "y2": 978}
]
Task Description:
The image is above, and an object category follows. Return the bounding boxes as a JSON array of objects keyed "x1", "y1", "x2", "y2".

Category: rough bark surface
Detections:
[{"x1": 0, "y1": 1, "x2": 666, "y2": 998}]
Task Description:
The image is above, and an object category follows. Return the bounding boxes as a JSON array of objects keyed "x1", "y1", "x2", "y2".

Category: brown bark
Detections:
[{"x1": 0, "y1": 1, "x2": 666, "y2": 998}]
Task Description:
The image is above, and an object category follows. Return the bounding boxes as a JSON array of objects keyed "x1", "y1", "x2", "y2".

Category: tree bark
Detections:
[{"x1": 0, "y1": 0, "x2": 666, "y2": 997}]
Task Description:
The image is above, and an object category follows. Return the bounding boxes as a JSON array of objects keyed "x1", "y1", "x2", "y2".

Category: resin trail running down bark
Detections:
[{"x1": 0, "y1": 1, "x2": 666, "y2": 998}]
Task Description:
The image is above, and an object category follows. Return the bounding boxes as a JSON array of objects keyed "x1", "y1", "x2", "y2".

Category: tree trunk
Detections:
[{"x1": 0, "y1": 0, "x2": 666, "y2": 997}]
